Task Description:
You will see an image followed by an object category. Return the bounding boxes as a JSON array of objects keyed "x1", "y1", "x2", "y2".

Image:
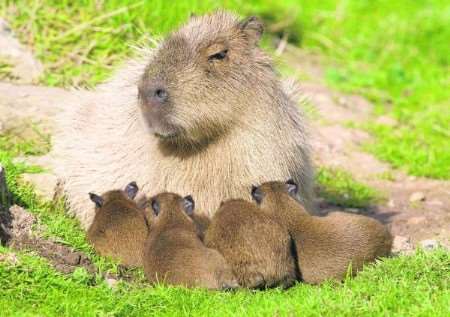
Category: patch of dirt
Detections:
[
  {"x1": 1, "y1": 204, "x2": 96, "y2": 274},
  {"x1": 282, "y1": 45, "x2": 450, "y2": 249}
]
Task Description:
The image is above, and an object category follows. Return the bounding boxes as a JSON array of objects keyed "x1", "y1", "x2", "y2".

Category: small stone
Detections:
[
  {"x1": 419, "y1": 239, "x2": 439, "y2": 251},
  {"x1": 387, "y1": 199, "x2": 395, "y2": 208},
  {"x1": 376, "y1": 115, "x2": 397, "y2": 127},
  {"x1": 65, "y1": 253, "x2": 81, "y2": 266},
  {"x1": 8, "y1": 205, "x2": 36, "y2": 237},
  {"x1": 106, "y1": 278, "x2": 119, "y2": 288},
  {"x1": 337, "y1": 97, "x2": 348, "y2": 106},
  {"x1": 344, "y1": 208, "x2": 360, "y2": 214},
  {"x1": 409, "y1": 192, "x2": 426, "y2": 203},
  {"x1": 392, "y1": 235, "x2": 414, "y2": 255},
  {"x1": 407, "y1": 216, "x2": 426, "y2": 225}
]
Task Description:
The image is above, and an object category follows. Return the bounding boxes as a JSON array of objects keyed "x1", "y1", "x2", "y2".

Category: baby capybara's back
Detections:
[
  {"x1": 87, "y1": 182, "x2": 148, "y2": 267},
  {"x1": 293, "y1": 212, "x2": 392, "y2": 283},
  {"x1": 205, "y1": 199, "x2": 298, "y2": 289},
  {"x1": 254, "y1": 180, "x2": 393, "y2": 284},
  {"x1": 143, "y1": 193, "x2": 238, "y2": 290}
]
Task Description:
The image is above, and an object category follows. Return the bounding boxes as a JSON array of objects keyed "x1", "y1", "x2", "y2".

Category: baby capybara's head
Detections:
[
  {"x1": 149, "y1": 192, "x2": 196, "y2": 227},
  {"x1": 138, "y1": 11, "x2": 273, "y2": 144},
  {"x1": 251, "y1": 179, "x2": 302, "y2": 212}
]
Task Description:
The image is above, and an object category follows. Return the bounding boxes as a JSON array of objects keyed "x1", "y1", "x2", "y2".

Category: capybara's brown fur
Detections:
[
  {"x1": 205, "y1": 199, "x2": 298, "y2": 289},
  {"x1": 55, "y1": 11, "x2": 313, "y2": 229},
  {"x1": 87, "y1": 182, "x2": 148, "y2": 267},
  {"x1": 143, "y1": 192, "x2": 238, "y2": 290},
  {"x1": 253, "y1": 180, "x2": 393, "y2": 284}
]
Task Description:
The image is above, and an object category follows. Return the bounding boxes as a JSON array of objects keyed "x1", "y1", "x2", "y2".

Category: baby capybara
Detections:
[
  {"x1": 205, "y1": 199, "x2": 298, "y2": 289},
  {"x1": 87, "y1": 182, "x2": 148, "y2": 267},
  {"x1": 143, "y1": 192, "x2": 238, "y2": 290},
  {"x1": 253, "y1": 180, "x2": 393, "y2": 284}
]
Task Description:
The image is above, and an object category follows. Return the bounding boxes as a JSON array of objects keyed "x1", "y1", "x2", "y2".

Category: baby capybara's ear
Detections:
[
  {"x1": 125, "y1": 181, "x2": 139, "y2": 200},
  {"x1": 251, "y1": 185, "x2": 263, "y2": 204},
  {"x1": 183, "y1": 195, "x2": 195, "y2": 216},
  {"x1": 286, "y1": 179, "x2": 298, "y2": 196},
  {"x1": 89, "y1": 192, "x2": 103, "y2": 208}
]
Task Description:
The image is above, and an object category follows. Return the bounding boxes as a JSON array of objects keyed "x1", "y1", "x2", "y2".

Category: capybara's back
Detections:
[{"x1": 205, "y1": 199, "x2": 298, "y2": 289}]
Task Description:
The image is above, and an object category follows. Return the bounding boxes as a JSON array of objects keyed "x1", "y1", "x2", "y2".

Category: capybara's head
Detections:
[
  {"x1": 251, "y1": 179, "x2": 302, "y2": 212},
  {"x1": 149, "y1": 192, "x2": 196, "y2": 226},
  {"x1": 138, "y1": 11, "x2": 272, "y2": 144},
  {"x1": 88, "y1": 181, "x2": 139, "y2": 210}
]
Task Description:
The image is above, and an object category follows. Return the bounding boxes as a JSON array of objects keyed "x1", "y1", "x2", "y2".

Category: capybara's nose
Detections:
[{"x1": 139, "y1": 82, "x2": 169, "y2": 107}]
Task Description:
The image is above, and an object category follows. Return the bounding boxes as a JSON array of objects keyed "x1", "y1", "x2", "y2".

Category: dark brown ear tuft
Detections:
[
  {"x1": 151, "y1": 198, "x2": 160, "y2": 216},
  {"x1": 89, "y1": 193, "x2": 104, "y2": 208},
  {"x1": 125, "y1": 181, "x2": 139, "y2": 200},
  {"x1": 251, "y1": 185, "x2": 264, "y2": 204},
  {"x1": 183, "y1": 195, "x2": 195, "y2": 216},
  {"x1": 238, "y1": 16, "x2": 264, "y2": 45},
  {"x1": 286, "y1": 179, "x2": 299, "y2": 196}
]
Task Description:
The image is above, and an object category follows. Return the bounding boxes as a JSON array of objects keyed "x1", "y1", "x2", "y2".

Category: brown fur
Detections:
[
  {"x1": 205, "y1": 199, "x2": 298, "y2": 289},
  {"x1": 255, "y1": 181, "x2": 393, "y2": 284},
  {"x1": 55, "y1": 11, "x2": 313, "y2": 229},
  {"x1": 87, "y1": 190, "x2": 148, "y2": 267},
  {"x1": 143, "y1": 192, "x2": 238, "y2": 290}
]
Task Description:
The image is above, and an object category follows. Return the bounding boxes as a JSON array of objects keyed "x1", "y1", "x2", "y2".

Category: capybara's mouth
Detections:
[{"x1": 154, "y1": 131, "x2": 178, "y2": 140}]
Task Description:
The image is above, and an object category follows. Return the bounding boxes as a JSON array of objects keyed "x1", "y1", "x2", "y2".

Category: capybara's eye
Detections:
[
  {"x1": 208, "y1": 49, "x2": 228, "y2": 61},
  {"x1": 151, "y1": 199, "x2": 160, "y2": 216}
]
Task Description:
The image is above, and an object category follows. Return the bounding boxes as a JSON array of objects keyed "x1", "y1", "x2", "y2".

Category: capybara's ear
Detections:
[
  {"x1": 238, "y1": 16, "x2": 264, "y2": 45},
  {"x1": 183, "y1": 195, "x2": 195, "y2": 216},
  {"x1": 125, "y1": 181, "x2": 139, "y2": 200},
  {"x1": 89, "y1": 193, "x2": 103, "y2": 208},
  {"x1": 251, "y1": 185, "x2": 263, "y2": 204},
  {"x1": 286, "y1": 179, "x2": 298, "y2": 196},
  {"x1": 151, "y1": 198, "x2": 160, "y2": 216}
]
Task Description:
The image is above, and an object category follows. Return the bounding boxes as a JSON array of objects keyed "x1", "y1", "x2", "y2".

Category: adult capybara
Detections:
[{"x1": 54, "y1": 11, "x2": 313, "y2": 229}]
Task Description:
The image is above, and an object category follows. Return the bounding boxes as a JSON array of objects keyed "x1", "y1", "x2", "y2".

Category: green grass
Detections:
[
  {"x1": 316, "y1": 167, "x2": 382, "y2": 209},
  {"x1": 295, "y1": 0, "x2": 450, "y2": 179},
  {"x1": 2, "y1": 0, "x2": 447, "y2": 179},
  {"x1": 1, "y1": 246, "x2": 449, "y2": 317}
]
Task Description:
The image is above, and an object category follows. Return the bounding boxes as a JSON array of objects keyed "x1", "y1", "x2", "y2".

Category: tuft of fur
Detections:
[
  {"x1": 143, "y1": 192, "x2": 238, "y2": 290},
  {"x1": 53, "y1": 11, "x2": 313, "y2": 229},
  {"x1": 87, "y1": 187, "x2": 148, "y2": 268},
  {"x1": 255, "y1": 181, "x2": 393, "y2": 284},
  {"x1": 205, "y1": 199, "x2": 298, "y2": 289}
]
